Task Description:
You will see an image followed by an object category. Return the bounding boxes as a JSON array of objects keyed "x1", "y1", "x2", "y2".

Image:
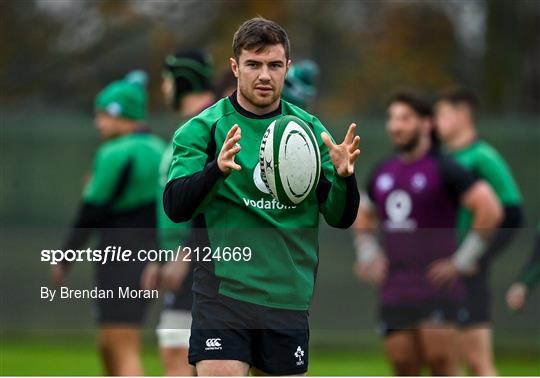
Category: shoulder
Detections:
[
  {"x1": 474, "y1": 140, "x2": 507, "y2": 165},
  {"x1": 96, "y1": 137, "x2": 129, "y2": 162},
  {"x1": 175, "y1": 97, "x2": 234, "y2": 138},
  {"x1": 431, "y1": 148, "x2": 477, "y2": 188},
  {"x1": 432, "y1": 148, "x2": 466, "y2": 172},
  {"x1": 366, "y1": 154, "x2": 398, "y2": 183}
]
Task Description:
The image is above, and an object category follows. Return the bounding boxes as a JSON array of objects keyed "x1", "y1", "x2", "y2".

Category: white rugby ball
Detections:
[{"x1": 259, "y1": 115, "x2": 321, "y2": 206}]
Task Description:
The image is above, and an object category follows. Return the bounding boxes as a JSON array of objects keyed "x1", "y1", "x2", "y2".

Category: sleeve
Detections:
[
  {"x1": 61, "y1": 151, "x2": 133, "y2": 263},
  {"x1": 518, "y1": 232, "x2": 540, "y2": 291},
  {"x1": 436, "y1": 152, "x2": 478, "y2": 202},
  {"x1": 163, "y1": 119, "x2": 225, "y2": 223},
  {"x1": 480, "y1": 204, "x2": 524, "y2": 264},
  {"x1": 476, "y1": 146, "x2": 522, "y2": 205},
  {"x1": 365, "y1": 162, "x2": 381, "y2": 204},
  {"x1": 312, "y1": 117, "x2": 360, "y2": 228},
  {"x1": 61, "y1": 203, "x2": 107, "y2": 255}
]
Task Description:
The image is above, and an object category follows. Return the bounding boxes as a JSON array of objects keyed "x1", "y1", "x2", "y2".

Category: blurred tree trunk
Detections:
[{"x1": 483, "y1": 0, "x2": 539, "y2": 113}]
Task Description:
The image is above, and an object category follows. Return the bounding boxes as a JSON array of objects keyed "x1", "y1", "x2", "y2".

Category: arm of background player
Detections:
[
  {"x1": 61, "y1": 150, "x2": 133, "y2": 259},
  {"x1": 517, "y1": 229, "x2": 540, "y2": 291},
  {"x1": 461, "y1": 181, "x2": 503, "y2": 239},
  {"x1": 476, "y1": 147, "x2": 524, "y2": 262},
  {"x1": 163, "y1": 120, "x2": 225, "y2": 223},
  {"x1": 436, "y1": 153, "x2": 501, "y2": 273},
  {"x1": 314, "y1": 118, "x2": 360, "y2": 228},
  {"x1": 352, "y1": 193, "x2": 388, "y2": 285}
]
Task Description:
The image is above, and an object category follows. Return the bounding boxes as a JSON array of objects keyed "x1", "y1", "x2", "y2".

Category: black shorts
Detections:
[
  {"x1": 379, "y1": 301, "x2": 460, "y2": 337},
  {"x1": 189, "y1": 291, "x2": 309, "y2": 375},
  {"x1": 94, "y1": 261, "x2": 151, "y2": 324},
  {"x1": 458, "y1": 272, "x2": 491, "y2": 327}
]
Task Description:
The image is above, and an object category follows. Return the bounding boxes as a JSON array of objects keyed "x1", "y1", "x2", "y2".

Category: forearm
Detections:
[
  {"x1": 61, "y1": 202, "x2": 108, "y2": 264},
  {"x1": 163, "y1": 160, "x2": 224, "y2": 223},
  {"x1": 519, "y1": 234, "x2": 540, "y2": 291},
  {"x1": 480, "y1": 205, "x2": 524, "y2": 264},
  {"x1": 319, "y1": 173, "x2": 359, "y2": 228}
]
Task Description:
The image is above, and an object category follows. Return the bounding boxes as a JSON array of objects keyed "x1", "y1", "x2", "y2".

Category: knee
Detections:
[
  {"x1": 425, "y1": 353, "x2": 456, "y2": 375},
  {"x1": 390, "y1": 357, "x2": 421, "y2": 376},
  {"x1": 465, "y1": 357, "x2": 496, "y2": 376}
]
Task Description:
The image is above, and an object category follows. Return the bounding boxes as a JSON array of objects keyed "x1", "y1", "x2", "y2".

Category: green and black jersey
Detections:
[
  {"x1": 63, "y1": 131, "x2": 165, "y2": 251},
  {"x1": 163, "y1": 93, "x2": 359, "y2": 310},
  {"x1": 451, "y1": 140, "x2": 523, "y2": 261}
]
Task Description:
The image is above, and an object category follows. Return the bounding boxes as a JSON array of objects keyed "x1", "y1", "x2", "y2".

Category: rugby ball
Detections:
[{"x1": 259, "y1": 115, "x2": 321, "y2": 206}]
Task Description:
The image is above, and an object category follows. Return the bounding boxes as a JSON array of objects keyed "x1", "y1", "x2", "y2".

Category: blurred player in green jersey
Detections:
[
  {"x1": 52, "y1": 71, "x2": 165, "y2": 375},
  {"x1": 213, "y1": 69, "x2": 238, "y2": 99},
  {"x1": 158, "y1": 48, "x2": 213, "y2": 376},
  {"x1": 507, "y1": 222, "x2": 540, "y2": 311},
  {"x1": 141, "y1": 49, "x2": 215, "y2": 376},
  {"x1": 435, "y1": 88, "x2": 524, "y2": 375}
]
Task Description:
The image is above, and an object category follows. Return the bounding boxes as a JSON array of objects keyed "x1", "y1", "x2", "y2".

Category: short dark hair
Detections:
[
  {"x1": 387, "y1": 90, "x2": 433, "y2": 118},
  {"x1": 437, "y1": 87, "x2": 479, "y2": 114},
  {"x1": 232, "y1": 17, "x2": 290, "y2": 61}
]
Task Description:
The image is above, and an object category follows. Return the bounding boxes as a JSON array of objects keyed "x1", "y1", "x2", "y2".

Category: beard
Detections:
[
  {"x1": 394, "y1": 130, "x2": 421, "y2": 153},
  {"x1": 239, "y1": 82, "x2": 280, "y2": 109}
]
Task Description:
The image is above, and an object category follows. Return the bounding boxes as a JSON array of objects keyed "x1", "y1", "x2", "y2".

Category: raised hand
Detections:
[
  {"x1": 218, "y1": 124, "x2": 242, "y2": 174},
  {"x1": 321, "y1": 123, "x2": 361, "y2": 177}
]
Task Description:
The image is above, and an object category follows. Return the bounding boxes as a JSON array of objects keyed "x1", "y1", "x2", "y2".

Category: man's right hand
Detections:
[
  {"x1": 51, "y1": 264, "x2": 68, "y2": 286},
  {"x1": 161, "y1": 259, "x2": 190, "y2": 292},
  {"x1": 218, "y1": 124, "x2": 242, "y2": 174},
  {"x1": 354, "y1": 253, "x2": 388, "y2": 286},
  {"x1": 506, "y1": 282, "x2": 528, "y2": 312}
]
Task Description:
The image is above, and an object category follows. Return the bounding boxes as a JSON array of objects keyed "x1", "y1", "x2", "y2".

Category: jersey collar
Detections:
[{"x1": 228, "y1": 90, "x2": 282, "y2": 119}]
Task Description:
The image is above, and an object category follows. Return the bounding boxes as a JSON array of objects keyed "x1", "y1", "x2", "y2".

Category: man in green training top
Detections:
[
  {"x1": 506, "y1": 222, "x2": 540, "y2": 311},
  {"x1": 435, "y1": 88, "x2": 523, "y2": 376},
  {"x1": 52, "y1": 71, "x2": 165, "y2": 375},
  {"x1": 163, "y1": 17, "x2": 360, "y2": 376}
]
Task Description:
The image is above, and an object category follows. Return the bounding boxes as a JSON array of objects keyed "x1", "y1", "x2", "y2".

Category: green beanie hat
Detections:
[
  {"x1": 282, "y1": 60, "x2": 320, "y2": 109},
  {"x1": 95, "y1": 70, "x2": 148, "y2": 121}
]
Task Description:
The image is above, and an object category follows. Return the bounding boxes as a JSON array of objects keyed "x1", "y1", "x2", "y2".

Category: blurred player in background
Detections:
[
  {"x1": 353, "y1": 91, "x2": 502, "y2": 375},
  {"x1": 141, "y1": 49, "x2": 215, "y2": 376},
  {"x1": 506, "y1": 222, "x2": 540, "y2": 311},
  {"x1": 213, "y1": 69, "x2": 238, "y2": 100},
  {"x1": 163, "y1": 17, "x2": 360, "y2": 376},
  {"x1": 281, "y1": 59, "x2": 320, "y2": 110},
  {"x1": 435, "y1": 88, "x2": 523, "y2": 375},
  {"x1": 52, "y1": 71, "x2": 165, "y2": 375}
]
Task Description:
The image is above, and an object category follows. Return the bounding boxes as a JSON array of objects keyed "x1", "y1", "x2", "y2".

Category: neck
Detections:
[
  {"x1": 236, "y1": 88, "x2": 279, "y2": 115},
  {"x1": 399, "y1": 136, "x2": 431, "y2": 162},
  {"x1": 179, "y1": 92, "x2": 214, "y2": 118},
  {"x1": 448, "y1": 126, "x2": 476, "y2": 151}
]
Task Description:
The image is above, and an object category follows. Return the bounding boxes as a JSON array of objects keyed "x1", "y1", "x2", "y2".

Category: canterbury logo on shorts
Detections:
[{"x1": 205, "y1": 338, "x2": 222, "y2": 350}]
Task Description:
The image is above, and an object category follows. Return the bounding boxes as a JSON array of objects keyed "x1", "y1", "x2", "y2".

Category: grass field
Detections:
[{"x1": 1, "y1": 334, "x2": 539, "y2": 376}]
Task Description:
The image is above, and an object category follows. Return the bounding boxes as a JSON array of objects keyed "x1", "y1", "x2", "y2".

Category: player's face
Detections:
[
  {"x1": 434, "y1": 101, "x2": 465, "y2": 142},
  {"x1": 95, "y1": 113, "x2": 124, "y2": 140},
  {"x1": 161, "y1": 74, "x2": 175, "y2": 107},
  {"x1": 231, "y1": 44, "x2": 290, "y2": 111},
  {"x1": 386, "y1": 102, "x2": 423, "y2": 152}
]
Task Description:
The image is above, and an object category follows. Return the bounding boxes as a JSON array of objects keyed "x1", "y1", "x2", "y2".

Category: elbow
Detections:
[
  {"x1": 491, "y1": 200, "x2": 504, "y2": 227},
  {"x1": 163, "y1": 179, "x2": 194, "y2": 223},
  {"x1": 332, "y1": 186, "x2": 360, "y2": 229}
]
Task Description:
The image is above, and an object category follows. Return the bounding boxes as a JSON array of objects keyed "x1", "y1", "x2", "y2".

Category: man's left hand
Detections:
[{"x1": 321, "y1": 123, "x2": 361, "y2": 177}]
